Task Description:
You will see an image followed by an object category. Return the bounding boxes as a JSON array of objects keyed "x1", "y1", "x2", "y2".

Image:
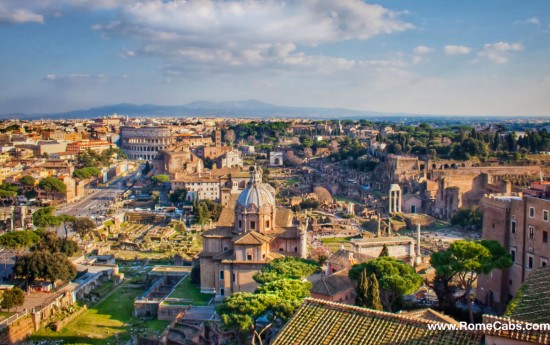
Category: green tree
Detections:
[
  {"x1": 32, "y1": 206, "x2": 60, "y2": 228},
  {"x1": 14, "y1": 250, "x2": 77, "y2": 285},
  {"x1": 217, "y1": 292, "x2": 279, "y2": 345},
  {"x1": 1, "y1": 287, "x2": 25, "y2": 312},
  {"x1": 74, "y1": 217, "x2": 96, "y2": 239},
  {"x1": 366, "y1": 273, "x2": 383, "y2": 311},
  {"x1": 253, "y1": 257, "x2": 320, "y2": 284},
  {"x1": 38, "y1": 177, "x2": 67, "y2": 198},
  {"x1": 379, "y1": 244, "x2": 389, "y2": 257},
  {"x1": 151, "y1": 174, "x2": 170, "y2": 185},
  {"x1": 428, "y1": 240, "x2": 512, "y2": 322},
  {"x1": 169, "y1": 189, "x2": 188, "y2": 204},
  {"x1": 450, "y1": 207, "x2": 483, "y2": 230},
  {"x1": 57, "y1": 214, "x2": 76, "y2": 239},
  {"x1": 355, "y1": 269, "x2": 369, "y2": 307},
  {"x1": 19, "y1": 175, "x2": 36, "y2": 187},
  {"x1": 255, "y1": 279, "x2": 311, "y2": 321},
  {"x1": 73, "y1": 167, "x2": 101, "y2": 180},
  {"x1": 0, "y1": 231, "x2": 41, "y2": 258},
  {"x1": 350, "y1": 257, "x2": 423, "y2": 311},
  {"x1": 33, "y1": 230, "x2": 78, "y2": 256}
]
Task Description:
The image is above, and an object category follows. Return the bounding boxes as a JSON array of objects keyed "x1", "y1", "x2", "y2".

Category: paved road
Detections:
[{"x1": 54, "y1": 166, "x2": 143, "y2": 237}]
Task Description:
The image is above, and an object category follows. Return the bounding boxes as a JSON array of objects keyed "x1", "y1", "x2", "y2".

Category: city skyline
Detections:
[{"x1": 1, "y1": 0, "x2": 549, "y2": 116}]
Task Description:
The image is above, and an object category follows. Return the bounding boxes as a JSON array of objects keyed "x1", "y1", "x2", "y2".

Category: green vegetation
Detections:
[
  {"x1": 73, "y1": 167, "x2": 101, "y2": 180},
  {"x1": 32, "y1": 285, "x2": 145, "y2": 344},
  {"x1": 451, "y1": 206, "x2": 483, "y2": 230},
  {"x1": 0, "y1": 230, "x2": 41, "y2": 256},
  {"x1": 14, "y1": 250, "x2": 77, "y2": 284},
  {"x1": 253, "y1": 256, "x2": 320, "y2": 284},
  {"x1": 1, "y1": 287, "x2": 25, "y2": 312},
  {"x1": 76, "y1": 146, "x2": 124, "y2": 168},
  {"x1": 151, "y1": 174, "x2": 170, "y2": 184},
  {"x1": 19, "y1": 175, "x2": 36, "y2": 187},
  {"x1": 168, "y1": 276, "x2": 212, "y2": 306},
  {"x1": 355, "y1": 270, "x2": 383, "y2": 311},
  {"x1": 349, "y1": 257, "x2": 423, "y2": 312},
  {"x1": 428, "y1": 240, "x2": 512, "y2": 322},
  {"x1": 169, "y1": 188, "x2": 188, "y2": 204}
]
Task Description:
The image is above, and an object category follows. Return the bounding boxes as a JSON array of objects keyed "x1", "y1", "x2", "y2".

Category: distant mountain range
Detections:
[
  {"x1": 2, "y1": 100, "x2": 418, "y2": 120},
  {"x1": 2, "y1": 100, "x2": 545, "y2": 121}
]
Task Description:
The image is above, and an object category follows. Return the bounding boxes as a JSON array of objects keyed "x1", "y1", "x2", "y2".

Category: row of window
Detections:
[
  {"x1": 510, "y1": 248, "x2": 548, "y2": 269},
  {"x1": 528, "y1": 207, "x2": 549, "y2": 221},
  {"x1": 237, "y1": 220, "x2": 270, "y2": 229},
  {"x1": 511, "y1": 221, "x2": 549, "y2": 242}
]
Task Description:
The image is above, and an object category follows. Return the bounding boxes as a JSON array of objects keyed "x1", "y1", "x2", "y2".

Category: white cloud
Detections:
[
  {"x1": 0, "y1": 9, "x2": 44, "y2": 24},
  {"x1": 515, "y1": 17, "x2": 540, "y2": 27},
  {"x1": 478, "y1": 42, "x2": 523, "y2": 64},
  {"x1": 444, "y1": 45, "x2": 471, "y2": 55},
  {"x1": 413, "y1": 46, "x2": 434, "y2": 54},
  {"x1": 42, "y1": 73, "x2": 110, "y2": 84}
]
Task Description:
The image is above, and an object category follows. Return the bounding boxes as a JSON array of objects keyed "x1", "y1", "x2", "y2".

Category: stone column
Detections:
[
  {"x1": 377, "y1": 214, "x2": 381, "y2": 237},
  {"x1": 387, "y1": 218, "x2": 391, "y2": 236}
]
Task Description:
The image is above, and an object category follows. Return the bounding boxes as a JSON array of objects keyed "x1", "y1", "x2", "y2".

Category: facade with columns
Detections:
[
  {"x1": 120, "y1": 126, "x2": 172, "y2": 160},
  {"x1": 389, "y1": 184, "x2": 402, "y2": 213},
  {"x1": 199, "y1": 166, "x2": 307, "y2": 299}
]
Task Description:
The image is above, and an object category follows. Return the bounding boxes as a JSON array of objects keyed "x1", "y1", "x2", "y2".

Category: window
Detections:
[
  {"x1": 250, "y1": 221, "x2": 256, "y2": 230},
  {"x1": 232, "y1": 273, "x2": 236, "y2": 282},
  {"x1": 220, "y1": 288, "x2": 225, "y2": 296},
  {"x1": 238, "y1": 220, "x2": 242, "y2": 229},
  {"x1": 528, "y1": 255, "x2": 534, "y2": 269},
  {"x1": 544, "y1": 210, "x2": 549, "y2": 222},
  {"x1": 247, "y1": 254, "x2": 252, "y2": 261},
  {"x1": 541, "y1": 258, "x2": 548, "y2": 267},
  {"x1": 511, "y1": 221, "x2": 517, "y2": 234},
  {"x1": 529, "y1": 226, "x2": 535, "y2": 240},
  {"x1": 223, "y1": 246, "x2": 228, "y2": 251},
  {"x1": 511, "y1": 249, "x2": 516, "y2": 263},
  {"x1": 219, "y1": 271, "x2": 224, "y2": 280},
  {"x1": 544, "y1": 231, "x2": 548, "y2": 243},
  {"x1": 529, "y1": 207, "x2": 535, "y2": 218},
  {"x1": 265, "y1": 220, "x2": 270, "y2": 228}
]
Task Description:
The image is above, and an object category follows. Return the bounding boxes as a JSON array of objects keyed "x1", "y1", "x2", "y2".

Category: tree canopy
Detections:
[
  {"x1": 1, "y1": 287, "x2": 25, "y2": 312},
  {"x1": 38, "y1": 177, "x2": 67, "y2": 195},
  {"x1": 73, "y1": 167, "x2": 101, "y2": 180},
  {"x1": 151, "y1": 174, "x2": 170, "y2": 184},
  {"x1": 253, "y1": 256, "x2": 320, "y2": 284},
  {"x1": 429, "y1": 240, "x2": 512, "y2": 321},
  {"x1": 350, "y1": 257, "x2": 423, "y2": 311},
  {"x1": 32, "y1": 206, "x2": 61, "y2": 228},
  {"x1": 0, "y1": 231, "x2": 41, "y2": 257},
  {"x1": 14, "y1": 250, "x2": 77, "y2": 284},
  {"x1": 19, "y1": 175, "x2": 36, "y2": 187},
  {"x1": 450, "y1": 207, "x2": 483, "y2": 230}
]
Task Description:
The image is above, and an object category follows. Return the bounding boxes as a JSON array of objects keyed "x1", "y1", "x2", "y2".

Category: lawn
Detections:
[
  {"x1": 168, "y1": 276, "x2": 212, "y2": 306},
  {"x1": 31, "y1": 284, "x2": 169, "y2": 345},
  {"x1": 0, "y1": 311, "x2": 13, "y2": 322},
  {"x1": 320, "y1": 236, "x2": 357, "y2": 252}
]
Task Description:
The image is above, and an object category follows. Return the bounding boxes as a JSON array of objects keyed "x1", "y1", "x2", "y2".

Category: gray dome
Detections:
[{"x1": 237, "y1": 167, "x2": 275, "y2": 208}]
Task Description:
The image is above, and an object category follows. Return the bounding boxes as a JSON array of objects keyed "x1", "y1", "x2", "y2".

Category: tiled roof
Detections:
[
  {"x1": 310, "y1": 270, "x2": 354, "y2": 297},
  {"x1": 233, "y1": 231, "x2": 272, "y2": 245},
  {"x1": 483, "y1": 315, "x2": 550, "y2": 344},
  {"x1": 272, "y1": 298, "x2": 482, "y2": 345},
  {"x1": 400, "y1": 308, "x2": 459, "y2": 325},
  {"x1": 202, "y1": 226, "x2": 234, "y2": 238},
  {"x1": 509, "y1": 265, "x2": 550, "y2": 324}
]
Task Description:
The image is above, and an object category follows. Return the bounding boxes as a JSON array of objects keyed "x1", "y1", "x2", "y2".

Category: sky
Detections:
[{"x1": 0, "y1": 0, "x2": 549, "y2": 116}]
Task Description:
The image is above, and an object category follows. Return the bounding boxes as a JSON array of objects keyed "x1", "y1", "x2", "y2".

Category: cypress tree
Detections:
[
  {"x1": 366, "y1": 273, "x2": 383, "y2": 311},
  {"x1": 379, "y1": 244, "x2": 389, "y2": 257},
  {"x1": 355, "y1": 269, "x2": 369, "y2": 307}
]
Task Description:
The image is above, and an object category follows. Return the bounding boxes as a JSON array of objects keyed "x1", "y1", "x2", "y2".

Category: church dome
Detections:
[{"x1": 237, "y1": 166, "x2": 275, "y2": 208}]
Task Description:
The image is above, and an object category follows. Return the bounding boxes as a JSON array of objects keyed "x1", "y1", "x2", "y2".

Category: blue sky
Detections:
[{"x1": 0, "y1": 0, "x2": 549, "y2": 116}]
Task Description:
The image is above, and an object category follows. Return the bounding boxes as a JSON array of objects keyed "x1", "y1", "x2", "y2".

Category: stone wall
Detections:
[{"x1": 1, "y1": 314, "x2": 34, "y2": 345}]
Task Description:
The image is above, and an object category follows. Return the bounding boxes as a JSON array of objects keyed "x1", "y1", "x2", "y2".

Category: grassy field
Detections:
[
  {"x1": 168, "y1": 276, "x2": 212, "y2": 306},
  {"x1": 320, "y1": 236, "x2": 356, "y2": 252},
  {"x1": 0, "y1": 311, "x2": 13, "y2": 322},
  {"x1": 32, "y1": 284, "x2": 169, "y2": 345}
]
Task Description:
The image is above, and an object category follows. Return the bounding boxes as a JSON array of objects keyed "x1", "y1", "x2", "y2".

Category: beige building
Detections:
[
  {"x1": 478, "y1": 181, "x2": 550, "y2": 313},
  {"x1": 199, "y1": 166, "x2": 307, "y2": 298}
]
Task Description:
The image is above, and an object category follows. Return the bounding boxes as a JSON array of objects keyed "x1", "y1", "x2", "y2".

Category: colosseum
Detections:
[{"x1": 120, "y1": 126, "x2": 172, "y2": 160}]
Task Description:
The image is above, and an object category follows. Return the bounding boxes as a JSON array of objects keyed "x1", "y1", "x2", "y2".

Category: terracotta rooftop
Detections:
[
  {"x1": 400, "y1": 308, "x2": 459, "y2": 325},
  {"x1": 272, "y1": 298, "x2": 482, "y2": 345},
  {"x1": 327, "y1": 249, "x2": 371, "y2": 268},
  {"x1": 509, "y1": 265, "x2": 550, "y2": 324},
  {"x1": 233, "y1": 231, "x2": 272, "y2": 245},
  {"x1": 483, "y1": 315, "x2": 550, "y2": 344},
  {"x1": 310, "y1": 269, "x2": 354, "y2": 297}
]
